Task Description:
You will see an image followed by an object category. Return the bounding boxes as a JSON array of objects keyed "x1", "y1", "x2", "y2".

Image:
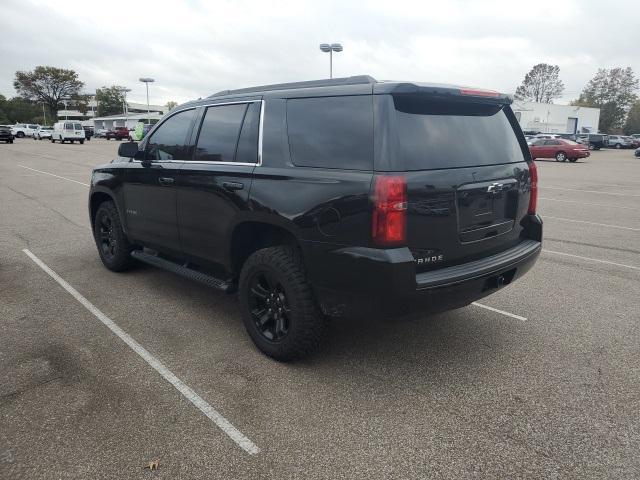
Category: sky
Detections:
[{"x1": 1, "y1": 0, "x2": 638, "y2": 106}]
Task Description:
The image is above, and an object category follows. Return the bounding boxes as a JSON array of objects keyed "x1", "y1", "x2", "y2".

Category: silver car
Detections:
[{"x1": 607, "y1": 135, "x2": 633, "y2": 149}]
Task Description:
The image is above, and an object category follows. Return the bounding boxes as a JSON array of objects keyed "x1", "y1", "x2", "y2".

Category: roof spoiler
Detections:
[{"x1": 375, "y1": 82, "x2": 512, "y2": 104}]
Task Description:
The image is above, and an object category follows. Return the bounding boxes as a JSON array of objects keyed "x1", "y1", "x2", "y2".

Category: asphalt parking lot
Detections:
[{"x1": 1, "y1": 139, "x2": 639, "y2": 479}]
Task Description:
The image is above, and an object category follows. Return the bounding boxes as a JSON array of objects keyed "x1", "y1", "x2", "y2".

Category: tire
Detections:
[
  {"x1": 51, "y1": 138, "x2": 55, "y2": 143},
  {"x1": 239, "y1": 246, "x2": 327, "y2": 361},
  {"x1": 80, "y1": 139, "x2": 84, "y2": 145},
  {"x1": 569, "y1": 158, "x2": 578, "y2": 163},
  {"x1": 93, "y1": 200, "x2": 134, "y2": 272},
  {"x1": 16, "y1": 131, "x2": 24, "y2": 138},
  {"x1": 615, "y1": 143, "x2": 621, "y2": 149},
  {"x1": 555, "y1": 151, "x2": 567, "y2": 162}
]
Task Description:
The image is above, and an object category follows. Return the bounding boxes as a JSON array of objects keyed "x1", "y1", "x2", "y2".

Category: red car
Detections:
[
  {"x1": 104, "y1": 127, "x2": 131, "y2": 141},
  {"x1": 529, "y1": 138, "x2": 590, "y2": 162}
]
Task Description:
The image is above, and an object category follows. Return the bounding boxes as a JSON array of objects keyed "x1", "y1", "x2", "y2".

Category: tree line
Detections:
[
  {"x1": 514, "y1": 63, "x2": 639, "y2": 134},
  {"x1": 0, "y1": 66, "x2": 177, "y2": 125}
]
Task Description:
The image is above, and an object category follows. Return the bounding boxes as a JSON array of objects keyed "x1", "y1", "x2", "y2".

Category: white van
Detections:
[{"x1": 52, "y1": 121, "x2": 85, "y2": 144}]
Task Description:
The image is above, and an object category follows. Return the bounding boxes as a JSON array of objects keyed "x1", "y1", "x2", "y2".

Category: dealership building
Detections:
[{"x1": 511, "y1": 100, "x2": 600, "y2": 134}]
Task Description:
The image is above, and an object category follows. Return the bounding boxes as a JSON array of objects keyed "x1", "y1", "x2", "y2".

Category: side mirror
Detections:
[{"x1": 118, "y1": 141, "x2": 141, "y2": 159}]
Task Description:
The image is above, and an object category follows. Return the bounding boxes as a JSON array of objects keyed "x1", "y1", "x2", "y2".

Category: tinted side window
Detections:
[
  {"x1": 146, "y1": 109, "x2": 195, "y2": 160},
  {"x1": 286, "y1": 96, "x2": 373, "y2": 170},
  {"x1": 236, "y1": 102, "x2": 261, "y2": 163},
  {"x1": 194, "y1": 103, "x2": 247, "y2": 162}
]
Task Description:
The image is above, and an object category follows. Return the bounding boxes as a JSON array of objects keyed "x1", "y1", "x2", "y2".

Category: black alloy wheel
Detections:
[
  {"x1": 247, "y1": 270, "x2": 290, "y2": 342},
  {"x1": 98, "y1": 213, "x2": 117, "y2": 261}
]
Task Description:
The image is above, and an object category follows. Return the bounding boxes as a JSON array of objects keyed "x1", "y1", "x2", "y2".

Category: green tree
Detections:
[
  {"x1": 3, "y1": 97, "x2": 42, "y2": 124},
  {"x1": 13, "y1": 66, "x2": 84, "y2": 121},
  {"x1": 0, "y1": 95, "x2": 9, "y2": 124},
  {"x1": 515, "y1": 64, "x2": 564, "y2": 103},
  {"x1": 624, "y1": 101, "x2": 640, "y2": 134},
  {"x1": 166, "y1": 101, "x2": 178, "y2": 111},
  {"x1": 95, "y1": 86, "x2": 127, "y2": 117},
  {"x1": 572, "y1": 67, "x2": 639, "y2": 133}
]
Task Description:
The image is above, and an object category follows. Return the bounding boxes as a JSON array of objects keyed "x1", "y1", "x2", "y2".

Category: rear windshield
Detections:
[{"x1": 392, "y1": 96, "x2": 525, "y2": 170}]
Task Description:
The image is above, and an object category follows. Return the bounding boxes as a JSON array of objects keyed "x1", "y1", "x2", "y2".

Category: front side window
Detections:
[
  {"x1": 286, "y1": 95, "x2": 373, "y2": 170},
  {"x1": 146, "y1": 109, "x2": 195, "y2": 160},
  {"x1": 194, "y1": 103, "x2": 248, "y2": 162},
  {"x1": 74, "y1": 123, "x2": 82, "y2": 130}
]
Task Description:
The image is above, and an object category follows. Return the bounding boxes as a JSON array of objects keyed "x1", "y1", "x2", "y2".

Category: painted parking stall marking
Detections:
[
  {"x1": 472, "y1": 302, "x2": 527, "y2": 321},
  {"x1": 543, "y1": 215, "x2": 640, "y2": 232},
  {"x1": 543, "y1": 249, "x2": 640, "y2": 271},
  {"x1": 22, "y1": 248, "x2": 260, "y2": 455},
  {"x1": 18, "y1": 164, "x2": 90, "y2": 187}
]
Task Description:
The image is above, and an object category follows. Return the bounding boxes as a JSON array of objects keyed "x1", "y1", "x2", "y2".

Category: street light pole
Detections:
[
  {"x1": 139, "y1": 78, "x2": 155, "y2": 122},
  {"x1": 319, "y1": 43, "x2": 343, "y2": 79}
]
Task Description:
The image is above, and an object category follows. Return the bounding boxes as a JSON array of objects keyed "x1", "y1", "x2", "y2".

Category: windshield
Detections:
[{"x1": 392, "y1": 96, "x2": 525, "y2": 170}]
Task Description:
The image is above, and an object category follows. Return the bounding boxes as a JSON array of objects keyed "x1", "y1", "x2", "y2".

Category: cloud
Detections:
[{"x1": 1, "y1": 0, "x2": 638, "y2": 106}]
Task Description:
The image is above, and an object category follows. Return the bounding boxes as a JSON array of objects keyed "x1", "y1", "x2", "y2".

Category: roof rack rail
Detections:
[{"x1": 208, "y1": 75, "x2": 377, "y2": 98}]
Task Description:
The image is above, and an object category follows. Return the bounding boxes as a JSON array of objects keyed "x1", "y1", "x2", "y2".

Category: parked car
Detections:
[
  {"x1": 635, "y1": 147, "x2": 640, "y2": 158},
  {"x1": 529, "y1": 138, "x2": 590, "y2": 162},
  {"x1": 104, "y1": 127, "x2": 131, "y2": 141},
  {"x1": 34, "y1": 126, "x2": 53, "y2": 140},
  {"x1": 94, "y1": 128, "x2": 108, "y2": 138},
  {"x1": 607, "y1": 135, "x2": 633, "y2": 149},
  {"x1": 623, "y1": 136, "x2": 639, "y2": 148},
  {"x1": 577, "y1": 133, "x2": 607, "y2": 150},
  {"x1": 11, "y1": 123, "x2": 40, "y2": 138},
  {"x1": 83, "y1": 126, "x2": 94, "y2": 141},
  {"x1": 89, "y1": 76, "x2": 542, "y2": 360},
  {"x1": 557, "y1": 133, "x2": 587, "y2": 144},
  {"x1": 52, "y1": 121, "x2": 85, "y2": 144},
  {"x1": 0, "y1": 125, "x2": 14, "y2": 143}
]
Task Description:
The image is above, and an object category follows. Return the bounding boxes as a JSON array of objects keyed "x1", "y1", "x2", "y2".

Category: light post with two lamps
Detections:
[
  {"x1": 319, "y1": 43, "x2": 343, "y2": 79},
  {"x1": 139, "y1": 77, "x2": 155, "y2": 121}
]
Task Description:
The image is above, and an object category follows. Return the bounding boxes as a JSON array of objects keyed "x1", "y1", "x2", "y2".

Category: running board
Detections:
[{"x1": 131, "y1": 250, "x2": 232, "y2": 292}]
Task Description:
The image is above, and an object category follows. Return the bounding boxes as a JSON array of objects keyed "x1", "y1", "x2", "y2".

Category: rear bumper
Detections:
[{"x1": 303, "y1": 215, "x2": 542, "y2": 318}]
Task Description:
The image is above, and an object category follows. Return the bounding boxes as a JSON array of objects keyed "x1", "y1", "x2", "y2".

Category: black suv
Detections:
[
  {"x1": 89, "y1": 76, "x2": 542, "y2": 360},
  {"x1": 0, "y1": 125, "x2": 14, "y2": 143}
]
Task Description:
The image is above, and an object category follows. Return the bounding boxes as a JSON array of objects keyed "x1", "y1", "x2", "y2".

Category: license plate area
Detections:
[{"x1": 456, "y1": 179, "x2": 518, "y2": 243}]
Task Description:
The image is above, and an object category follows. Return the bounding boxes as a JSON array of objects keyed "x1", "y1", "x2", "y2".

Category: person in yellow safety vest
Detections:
[{"x1": 133, "y1": 121, "x2": 145, "y2": 141}]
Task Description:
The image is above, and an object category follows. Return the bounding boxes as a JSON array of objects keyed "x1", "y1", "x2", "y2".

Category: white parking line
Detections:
[
  {"x1": 543, "y1": 249, "x2": 640, "y2": 271},
  {"x1": 541, "y1": 186, "x2": 640, "y2": 197},
  {"x1": 543, "y1": 216, "x2": 640, "y2": 232},
  {"x1": 538, "y1": 197, "x2": 639, "y2": 211},
  {"x1": 22, "y1": 248, "x2": 260, "y2": 455},
  {"x1": 17, "y1": 165, "x2": 90, "y2": 187},
  {"x1": 472, "y1": 302, "x2": 527, "y2": 321}
]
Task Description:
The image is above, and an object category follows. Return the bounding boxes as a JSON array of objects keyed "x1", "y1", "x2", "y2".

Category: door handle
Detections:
[
  {"x1": 158, "y1": 177, "x2": 174, "y2": 186},
  {"x1": 222, "y1": 181, "x2": 244, "y2": 191}
]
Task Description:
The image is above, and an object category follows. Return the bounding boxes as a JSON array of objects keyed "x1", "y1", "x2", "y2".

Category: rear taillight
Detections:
[
  {"x1": 528, "y1": 161, "x2": 538, "y2": 215},
  {"x1": 372, "y1": 176, "x2": 407, "y2": 246}
]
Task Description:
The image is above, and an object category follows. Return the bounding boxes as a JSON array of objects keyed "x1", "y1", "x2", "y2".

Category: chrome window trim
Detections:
[{"x1": 136, "y1": 100, "x2": 264, "y2": 167}]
